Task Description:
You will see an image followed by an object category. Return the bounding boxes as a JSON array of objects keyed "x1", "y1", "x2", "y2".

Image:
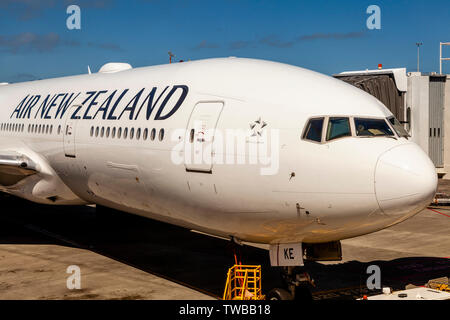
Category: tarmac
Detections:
[{"x1": 0, "y1": 188, "x2": 449, "y2": 300}]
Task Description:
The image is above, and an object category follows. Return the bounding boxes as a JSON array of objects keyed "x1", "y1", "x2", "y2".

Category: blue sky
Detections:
[{"x1": 1, "y1": 0, "x2": 450, "y2": 83}]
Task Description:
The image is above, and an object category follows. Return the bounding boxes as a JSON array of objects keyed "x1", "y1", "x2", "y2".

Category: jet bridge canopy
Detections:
[{"x1": 333, "y1": 69, "x2": 407, "y2": 122}]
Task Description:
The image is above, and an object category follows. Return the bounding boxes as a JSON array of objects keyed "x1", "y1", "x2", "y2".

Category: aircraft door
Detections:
[
  {"x1": 184, "y1": 102, "x2": 224, "y2": 173},
  {"x1": 63, "y1": 105, "x2": 79, "y2": 158}
]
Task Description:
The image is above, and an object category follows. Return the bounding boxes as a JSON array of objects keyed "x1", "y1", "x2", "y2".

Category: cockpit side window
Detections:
[
  {"x1": 303, "y1": 118, "x2": 324, "y2": 142},
  {"x1": 355, "y1": 118, "x2": 394, "y2": 137},
  {"x1": 387, "y1": 116, "x2": 409, "y2": 138},
  {"x1": 326, "y1": 117, "x2": 351, "y2": 141}
]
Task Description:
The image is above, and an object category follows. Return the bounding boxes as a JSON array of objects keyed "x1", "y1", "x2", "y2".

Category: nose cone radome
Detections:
[{"x1": 375, "y1": 144, "x2": 437, "y2": 217}]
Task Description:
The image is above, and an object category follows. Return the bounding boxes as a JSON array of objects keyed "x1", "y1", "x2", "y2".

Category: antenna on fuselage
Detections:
[
  {"x1": 168, "y1": 51, "x2": 175, "y2": 64},
  {"x1": 87, "y1": 66, "x2": 92, "y2": 74}
]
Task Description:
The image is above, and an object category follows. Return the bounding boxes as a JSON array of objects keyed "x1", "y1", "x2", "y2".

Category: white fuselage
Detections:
[{"x1": 0, "y1": 58, "x2": 437, "y2": 244}]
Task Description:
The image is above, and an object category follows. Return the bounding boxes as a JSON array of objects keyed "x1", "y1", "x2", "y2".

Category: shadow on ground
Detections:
[{"x1": 0, "y1": 193, "x2": 449, "y2": 300}]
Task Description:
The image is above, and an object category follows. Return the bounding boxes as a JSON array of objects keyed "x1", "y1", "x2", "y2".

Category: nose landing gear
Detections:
[{"x1": 267, "y1": 266, "x2": 314, "y2": 301}]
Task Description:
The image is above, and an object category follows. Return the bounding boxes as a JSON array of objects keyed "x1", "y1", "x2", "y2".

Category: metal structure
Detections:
[
  {"x1": 440, "y1": 42, "x2": 450, "y2": 74},
  {"x1": 223, "y1": 265, "x2": 264, "y2": 300},
  {"x1": 427, "y1": 277, "x2": 450, "y2": 293},
  {"x1": 416, "y1": 42, "x2": 423, "y2": 72},
  {"x1": 334, "y1": 70, "x2": 407, "y2": 122},
  {"x1": 429, "y1": 75, "x2": 446, "y2": 167},
  {"x1": 168, "y1": 51, "x2": 175, "y2": 64}
]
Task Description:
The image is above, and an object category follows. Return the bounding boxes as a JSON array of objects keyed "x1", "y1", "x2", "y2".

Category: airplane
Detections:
[{"x1": 0, "y1": 57, "x2": 437, "y2": 300}]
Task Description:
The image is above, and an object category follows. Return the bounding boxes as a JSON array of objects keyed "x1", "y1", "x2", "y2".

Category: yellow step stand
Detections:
[{"x1": 223, "y1": 265, "x2": 265, "y2": 300}]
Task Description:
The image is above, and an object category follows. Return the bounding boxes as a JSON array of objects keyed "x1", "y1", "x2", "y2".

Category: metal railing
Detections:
[{"x1": 223, "y1": 265, "x2": 264, "y2": 300}]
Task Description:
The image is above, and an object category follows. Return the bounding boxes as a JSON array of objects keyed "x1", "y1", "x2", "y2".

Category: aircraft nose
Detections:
[{"x1": 375, "y1": 144, "x2": 437, "y2": 217}]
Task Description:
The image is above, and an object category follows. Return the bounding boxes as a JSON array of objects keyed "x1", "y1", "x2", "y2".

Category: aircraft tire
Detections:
[{"x1": 266, "y1": 288, "x2": 293, "y2": 300}]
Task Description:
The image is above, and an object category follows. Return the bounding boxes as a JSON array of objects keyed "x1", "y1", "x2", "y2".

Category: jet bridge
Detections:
[{"x1": 333, "y1": 68, "x2": 407, "y2": 125}]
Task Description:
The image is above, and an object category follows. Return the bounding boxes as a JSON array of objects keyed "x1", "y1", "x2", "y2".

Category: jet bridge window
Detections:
[
  {"x1": 354, "y1": 118, "x2": 394, "y2": 137},
  {"x1": 326, "y1": 117, "x2": 351, "y2": 141},
  {"x1": 303, "y1": 118, "x2": 324, "y2": 142}
]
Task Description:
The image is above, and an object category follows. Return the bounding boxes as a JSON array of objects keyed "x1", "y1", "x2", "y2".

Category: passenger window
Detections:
[
  {"x1": 130, "y1": 128, "x2": 135, "y2": 139},
  {"x1": 118, "y1": 127, "x2": 122, "y2": 139},
  {"x1": 112, "y1": 127, "x2": 116, "y2": 138},
  {"x1": 143, "y1": 128, "x2": 148, "y2": 140},
  {"x1": 189, "y1": 128, "x2": 195, "y2": 143},
  {"x1": 150, "y1": 128, "x2": 156, "y2": 141},
  {"x1": 326, "y1": 117, "x2": 351, "y2": 141},
  {"x1": 303, "y1": 118, "x2": 324, "y2": 142},
  {"x1": 159, "y1": 128, "x2": 165, "y2": 141},
  {"x1": 136, "y1": 128, "x2": 141, "y2": 140},
  {"x1": 123, "y1": 128, "x2": 128, "y2": 139}
]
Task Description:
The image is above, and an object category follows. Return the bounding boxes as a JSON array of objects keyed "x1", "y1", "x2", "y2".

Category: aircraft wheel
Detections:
[{"x1": 266, "y1": 288, "x2": 293, "y2": 300}]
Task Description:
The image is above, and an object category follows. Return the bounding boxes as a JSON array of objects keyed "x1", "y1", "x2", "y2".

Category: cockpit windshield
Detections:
[
  {"x1": 355, "y1": 118, "x2": 394, "y2": 137},
  {"x1": 302, "y1": 115, "x2": 409, "y2": 144},
  {"x1": 387, "y1": 116, "x2": 409, "y2": 138}
]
